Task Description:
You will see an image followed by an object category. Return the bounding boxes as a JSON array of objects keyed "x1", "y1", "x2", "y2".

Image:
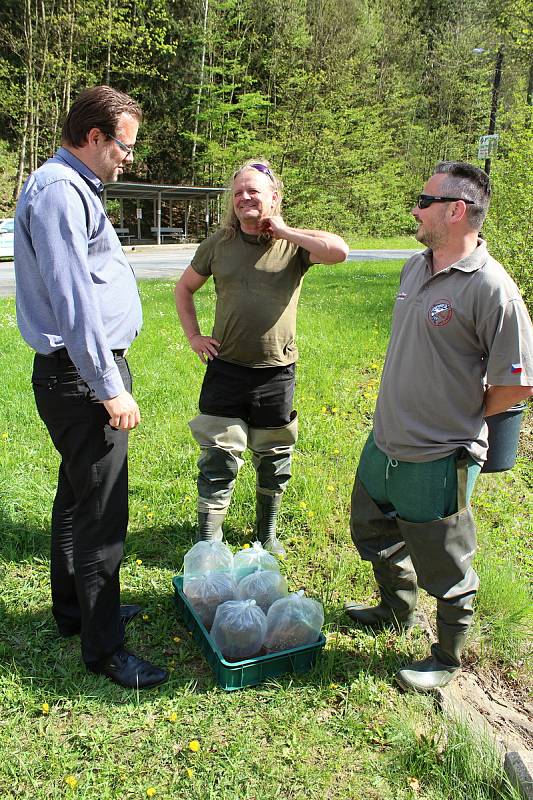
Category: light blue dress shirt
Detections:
[{"x1": 14, "y1": 147, "x2": 142, "y2": 399}]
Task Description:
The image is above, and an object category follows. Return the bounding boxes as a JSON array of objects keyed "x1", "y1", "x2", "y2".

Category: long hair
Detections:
[{"x1": 220, "y1": 158, "x2": 283, "y2": 241}]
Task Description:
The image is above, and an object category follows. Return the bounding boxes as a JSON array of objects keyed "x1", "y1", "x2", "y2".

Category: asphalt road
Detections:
[{"x1": 0, "y1": 245, "x2": 420, "y2": 297}]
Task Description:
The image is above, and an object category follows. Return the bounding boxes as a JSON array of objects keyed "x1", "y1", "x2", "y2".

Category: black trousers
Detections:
[
  {"x1": 32, "y1": 352, "x2": 131, "y2": 664},
  {"x1": 199, "y1": 358, "x2": 296, "y2": 427}
]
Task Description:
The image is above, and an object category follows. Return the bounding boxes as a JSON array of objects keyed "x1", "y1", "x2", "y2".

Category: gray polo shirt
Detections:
[
  {"x1": 373, "y1": 240, "x2": 533, "y2": 464},
  {"x1": 14, "y1": 147, "x2": 142, "y2": 400}
]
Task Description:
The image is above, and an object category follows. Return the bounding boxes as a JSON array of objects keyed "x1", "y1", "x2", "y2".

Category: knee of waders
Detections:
[
  {"x1": 248, "y1": 414, "x2": 298, "y2": 494},
  {"x1": 189, "y1": 414, "x2": 248, "y2": 468},
  {"x1": 350, "y1": 475, "x2": 403, "y2": 561},
  {"x1": 395, "y1": 508, "x2": 478, "y2": 602}
]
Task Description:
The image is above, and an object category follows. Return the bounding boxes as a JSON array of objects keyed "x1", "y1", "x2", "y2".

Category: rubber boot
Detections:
[
  {"x1": 345, "y1": 558, "x2": 418, "y2": 630},
  {"x1": 395, "y1": 616, "x2": 467, "y2": 693},
  {"x1": 255, "y1": 492, "x2": 285, "y2": 556},
  {"x1": 196, "y1": 510, "x2": 227, "y2": 542}
]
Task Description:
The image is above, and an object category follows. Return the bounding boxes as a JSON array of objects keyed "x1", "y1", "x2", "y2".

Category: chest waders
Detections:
[
  {"x1": 349, "y1": 453, "x2": 479, "y2": 692},
  {"x1": 189, "y1": 413, "x2": 297, "y2": 555}
]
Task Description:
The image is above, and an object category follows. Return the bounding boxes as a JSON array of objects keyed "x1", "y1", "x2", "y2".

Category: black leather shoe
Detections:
[
  {"x1": 58, "y1": 604, "x2": 143, "y2": 638},
  {"x1": 87, "y1": 648, "x2": 168, "y2": 689}
]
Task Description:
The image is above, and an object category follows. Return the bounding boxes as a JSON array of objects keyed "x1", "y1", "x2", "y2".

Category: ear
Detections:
[
  {"x1": 450, "y1": 199, "x2": 468, "y2": 224},
  {"x1": 270, "y1": 190, "x2": 279, "y2": 208},
  {"x1": 85, "y1": 127, "x2": 103, "y2": 148}
]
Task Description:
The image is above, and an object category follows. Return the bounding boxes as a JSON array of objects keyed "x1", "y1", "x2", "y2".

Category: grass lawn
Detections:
[
  {"x1": 0, "y1": 260, "x2": 530, "y2": 799},
  {"x1": 346, "y1": 235, "x2": 424, "y2": 250}
]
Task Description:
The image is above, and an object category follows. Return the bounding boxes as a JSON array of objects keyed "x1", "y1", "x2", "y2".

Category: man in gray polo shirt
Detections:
[
  {"x1": 15, "y1": 86, "x2": 167, "y2": 689},
  {"x1": 346, "y1": 161, "x2": 533, "y2": 692}
]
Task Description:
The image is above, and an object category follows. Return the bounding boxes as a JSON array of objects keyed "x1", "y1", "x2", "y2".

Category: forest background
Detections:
[{"x1": 0, "y1": 0, "x2": 531, "y2": 302}]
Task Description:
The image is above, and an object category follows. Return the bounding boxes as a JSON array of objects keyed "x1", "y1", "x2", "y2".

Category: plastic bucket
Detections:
[{"x1": 481, "y1": 403, "x2": 526, "y2": 473}]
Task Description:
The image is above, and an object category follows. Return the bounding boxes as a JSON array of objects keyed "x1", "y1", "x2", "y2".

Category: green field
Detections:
[{"x1": 0, "y1": 260, "x2": 530, "y2": 799}]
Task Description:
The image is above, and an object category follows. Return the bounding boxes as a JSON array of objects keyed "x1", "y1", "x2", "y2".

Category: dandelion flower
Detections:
[
  {"x1": 307, "y1": 511, "x2": 315, "y2": 518},
  {"x1": 1, "y1": 432, "x2": 8, "y2": 439},
  {"x1": 64, "y1": 775, "x2": 78, "y2": 789},
  {"x1": 299, "y1": 501, "x2": 307, "y2": 509},
  {"x1": 326, "y1": 485, "x2": 334, "y2": 492},
  {"x1": 242, "y1": 543, "x2": 251, "y2": 550},
  {"x1": 168, "y1": 712, "x2": 178, "y2": 723},
  {"x1": 147, "y1": 512, "x2": 154, "y2": 519},
  {"x1": 41, "y1": 702, "x2": 50, "y2": 715},
  {"x1": 331, "y1": 407, "x2": 338, "y2": 413},
  {"x1": 333, "y1": 448, "x2": 340, "y2": 455},
  {"x1": 146, "y1": 788, "x2": 156, "y2": 798},
  {"x1": 321, "y1": 406, "x2": 327, "y2": 414},
  {"x1": 186, "y1": 767, "x2": 194, "y2": 778},
  {"x1": 142, "y1": 614, "x2": 149, "y2": 621},
  {"x1": 188, "y1": 739, "x2": 201, "y2": 753},
  {"x1": 136, "y1": 559, "x2": 143, "y2": 565}
]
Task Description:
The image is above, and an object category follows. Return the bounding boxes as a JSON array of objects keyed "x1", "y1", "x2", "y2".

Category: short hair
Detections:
[
  {"x1": 221, "y1": 158, "x2": 283, "y2": 241},
  {"x1": 61, "y1": 85, "x2": 142, "y2": 148},
  {"x1": 434, "y1": 161, "x2": 491, "y2": 230}
]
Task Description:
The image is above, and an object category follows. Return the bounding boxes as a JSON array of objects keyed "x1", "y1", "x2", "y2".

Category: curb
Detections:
[{"x1": 504, "y1": 751, "x2": 533, "y2": 800}]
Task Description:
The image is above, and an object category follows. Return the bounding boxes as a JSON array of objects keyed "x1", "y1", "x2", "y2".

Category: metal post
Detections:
[
  {"x1": 136, "y1": 200, "x2": 141, "y2": 241},
  {"x1": 157, "y1": 192, "x2": 162, "y2": 245},
  {"x1": 205, "y1": 193, "x2": 210, "y2": 238},
  {"x1": 485, "y1": 46, "x2": 504, "y2": 175}
]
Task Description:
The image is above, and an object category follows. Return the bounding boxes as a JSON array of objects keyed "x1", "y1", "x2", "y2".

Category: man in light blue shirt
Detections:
[{"x1": 15, "y1": 85, "x2": 167, "y2": 689}]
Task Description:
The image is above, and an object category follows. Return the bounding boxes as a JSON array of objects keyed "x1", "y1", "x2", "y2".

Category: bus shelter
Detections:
[{"x1": 103, "y1": 181, "x2": 226, "y2": 244}]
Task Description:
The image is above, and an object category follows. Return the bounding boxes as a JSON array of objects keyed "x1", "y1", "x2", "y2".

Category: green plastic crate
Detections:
[{"x1": 173, "y1": 575, "x2": 326, "y2": 691}]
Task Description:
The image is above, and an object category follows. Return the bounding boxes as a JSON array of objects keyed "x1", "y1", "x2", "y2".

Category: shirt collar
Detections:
[
  {"x1": 55, "y1": 147, "x2": 104, "y2": 194},
  {"x1": 422, "y1": 238, "x2": 488, "y2": 275}
]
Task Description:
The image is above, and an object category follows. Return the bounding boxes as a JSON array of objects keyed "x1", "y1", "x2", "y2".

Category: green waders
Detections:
[
  {"x1": 349, "y1": 433, "x2": 481, "y2": 692},
  {"x1": 248, "y1": 413, "x2": 298, "y2": 556},
  {"x1": 189, "y1": 413, "x2": 298, "y2": 552},
  {"x1": 189, "y1": 414, "x2": 248, "y2": 541}
]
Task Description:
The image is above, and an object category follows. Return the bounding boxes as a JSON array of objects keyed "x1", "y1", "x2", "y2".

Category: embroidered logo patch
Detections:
[
  {"x1": 511, "y1": 363, "x2": 522, "y2": 374},
  {"x1": 428, "y1": 299, "x2": 453, "y2": 327},
  {"x1": 396, "y1": 291, "x2": 408, "y2": 301}
]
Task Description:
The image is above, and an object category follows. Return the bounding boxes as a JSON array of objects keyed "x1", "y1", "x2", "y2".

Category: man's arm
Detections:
[
  {"x1": 484, "y1": 385, "x2": 533, "y2": 417},
  {"x1": 175, "y1": 265, "x2": 220, "y2": 364},
  {"x1": 261, "y1": 216, "x2": 349, "y2": 264}
]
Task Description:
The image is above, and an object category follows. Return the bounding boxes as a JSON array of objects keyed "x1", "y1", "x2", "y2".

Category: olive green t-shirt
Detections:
[{"x1": 191, "y1": 229, "x2": 312, "y2": 367}]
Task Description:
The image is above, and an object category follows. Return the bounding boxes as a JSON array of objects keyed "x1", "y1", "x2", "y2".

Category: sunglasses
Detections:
[
  {"x1": 104, "y1": 133, "x2": 135, "y2": 156},
  {"x1": 234, "y1": 163, "x2": 275, "y2": 182},
  {"x1": 416, "y1": 194, "x2": 475, "y2": 209}
]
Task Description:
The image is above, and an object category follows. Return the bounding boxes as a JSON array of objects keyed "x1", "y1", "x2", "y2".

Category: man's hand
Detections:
[
  {"x1": 260, "y1": 215, "x2": 289, "y2": 239},
  {"x1": 189, "y1": 333, "x2": 220, "y2": 364},
  {"x1": 103, "y1": 391, "x2": 141, "y2": 430}
]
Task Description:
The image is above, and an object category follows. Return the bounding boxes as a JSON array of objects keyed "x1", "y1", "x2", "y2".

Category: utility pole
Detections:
[{"x1": 485, "y1": 47, "x2": 504, "y2": 175}]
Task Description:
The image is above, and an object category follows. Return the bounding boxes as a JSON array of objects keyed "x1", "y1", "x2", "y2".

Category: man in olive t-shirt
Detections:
[
  {"x1": 347, "y1": 162, "x2": 533, "y2": 693},
  {"x1": 175, "y1": 159, "x2": 348, "y2": 553}
]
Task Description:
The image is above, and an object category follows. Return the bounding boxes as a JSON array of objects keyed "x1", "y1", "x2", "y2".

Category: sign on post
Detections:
[{"x1": 478, "y1": 134, "x2": 499, "y2": 159}]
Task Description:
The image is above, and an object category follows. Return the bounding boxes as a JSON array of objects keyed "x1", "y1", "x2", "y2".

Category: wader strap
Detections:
[{"x1": 456, "y1": 453, "x2": 469, "y2": 511}]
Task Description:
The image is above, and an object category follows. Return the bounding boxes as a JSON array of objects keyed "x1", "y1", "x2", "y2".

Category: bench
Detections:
[
  {"x1": 114, "y1": 227, "x2": 133, "y2": 244},
  {"x1": 150, "y1": 227, "x2": 185, "y2": 242}
]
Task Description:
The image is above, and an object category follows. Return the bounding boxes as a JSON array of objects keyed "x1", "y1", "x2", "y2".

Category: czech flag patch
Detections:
[{"x1": 511, "y1": 363, "x2": 522, "y2": 374}]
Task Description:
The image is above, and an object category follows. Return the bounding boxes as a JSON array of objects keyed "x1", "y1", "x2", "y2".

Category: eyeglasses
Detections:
[
  {"x1": 416, "y1": 194, "x2": 475, "y2": 209},
  {"x1": 234, "y1": 163, "x2": 275, "y2": 182},
  {"x1": 104, "y1": 133, "x2": 135, "y2": 156}
]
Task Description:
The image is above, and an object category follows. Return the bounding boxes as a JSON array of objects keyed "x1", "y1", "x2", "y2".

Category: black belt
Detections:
[{"x1": 39, "y1": 348, "x2": 127, "y2": 361}]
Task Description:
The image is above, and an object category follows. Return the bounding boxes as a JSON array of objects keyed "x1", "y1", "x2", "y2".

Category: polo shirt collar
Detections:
[
  {"x1": 422, "y1": 238, "x2": 488, "y2": 275},
  {"x1": 55, "y1": 147, "x2": 104, "y2": 194}
]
